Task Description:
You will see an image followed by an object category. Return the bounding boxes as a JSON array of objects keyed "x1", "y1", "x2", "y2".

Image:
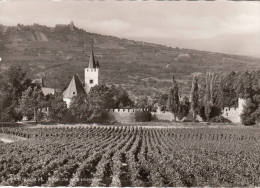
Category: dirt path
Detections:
[
  {"x1": 0, "y1": 137, "x2": 14, "y2": 143},
  {"x1": 0, "y1": 133, "x2": 27, "y2": 143}
]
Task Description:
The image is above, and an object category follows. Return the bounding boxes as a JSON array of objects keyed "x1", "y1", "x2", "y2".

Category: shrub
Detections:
[
  {"x1": 134, "y1": 111, "x2": 152, "y2": 122},
  {"x1": 62, "y1": 111, "x2": 75, "y2": 124},
  {"x1": 241, "y1": 98, "x2": 256, "y2": 126},
  {"x1": 209, "y1": 116, "x2": 231, "y2": 123}
]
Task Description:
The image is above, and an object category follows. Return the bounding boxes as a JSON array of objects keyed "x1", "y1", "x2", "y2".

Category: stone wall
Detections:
[
  {"x1": 107, "y1": 109, "x2": 150, "y2": 123},
  {"x1": 107, "y1": 108, "x2": 199, "y2": 123},
  {"x1": 222, "y1": 98, "x2": 246, "y2": 123},
  {"x1": 152, "y1": 111, "x2": 175, "y2": 121}
]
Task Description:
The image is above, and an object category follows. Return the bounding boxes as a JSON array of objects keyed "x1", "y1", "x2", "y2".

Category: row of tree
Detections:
[
  {"x1": 0, "y1": 65, "x2": 259, "y2": 125},
  {"x1": 165, "y1": 71, "x2": 260, "y2": 125}
]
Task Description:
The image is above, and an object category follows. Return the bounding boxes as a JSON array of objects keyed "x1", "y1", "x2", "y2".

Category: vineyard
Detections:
[{"x1": 1, "y1": 126, "x2": 260, "y2": 186}]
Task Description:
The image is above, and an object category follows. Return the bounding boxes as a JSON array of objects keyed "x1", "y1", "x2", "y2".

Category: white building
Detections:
[
  {"x1": 32, "y1": 78, "x2": 56, "y2": 96},
  {"x1": 222, "y1": 98, "x2": 246, "y2": 123}
]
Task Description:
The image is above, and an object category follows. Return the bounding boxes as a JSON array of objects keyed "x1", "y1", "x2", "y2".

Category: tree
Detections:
[
  {"x1": 49, "y1": 94, "x2": 68, "y2": 122},
  {"x1": 157, "y1": 93, "x2": 168, "y2": 111},
  {"x1": 134, "y1": 110, "x2": 152, "y2": 122},
  {"x1": 204, "y1": 72, "x2": 218, "y2": 121},
  {"x1": 190, "y1": 75, "x2": 199, "y2": 121},
  {"x1": 110, "y1": 85, "x2": 134, "y2": 108},
  {"x1": 167, "y1": 75, "x2": 180, "y2": 121},
  {"x1": 252, "y1": 106, "x2": 260, "y2": 124},
  {"x1": 241, "y1": 98, "x2": 257, "y2": 125},
  {"x1": 69, "y1": 84, "x2": 134, "y2": 123},
  {"x1": 89, "y1": 85, "x2": 113, "y2": 109},
  {"x1": 89, "y1": 84, "x2": 134, "y2": 109},
  {"x1": 236, "y1": 71, "x2": 254, "y2": 99},
  {"x1": 233, "y1": 71, "x2": 260, "y2": 125},
  {"x1": 178, "y1": 96, "x2": 190, "y2": 120},
  {"x1": 88, "y1": 93, "x2": 109, "y2": 123},
  {"x1": 18, "y1": 86, "x2": 44, "y2": 122},
  {"x1": 135, "y1": 96, "x2": 150, "y2": 109},
  {"x1": 0, "y1": 65, "x2": 32, "y2": 121},
  {"x1": 219, "y1": 71, "x2": 238, "y2": 107},
  {"x1": 69, "y1": 94, "x2": 90, "y2": 122},
  {"x1": 69, "y1": 92, "x2": 109, "y2": 123},
  {"x1": 5, "y1": 65, "x2": 32, "y2": 101}
]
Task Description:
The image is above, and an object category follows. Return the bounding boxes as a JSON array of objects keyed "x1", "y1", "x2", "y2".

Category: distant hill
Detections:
[{"x1": 0, "y1": 23, "x2": 259, "y2": 98}]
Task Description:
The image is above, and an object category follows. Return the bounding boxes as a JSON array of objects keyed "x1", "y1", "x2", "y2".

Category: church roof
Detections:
[
  {"x1": 63, "y1": 74, "x2": 86, "y2": 99},
  {"x1": 88, "y1": 48, "x2": 99, "y2": 69}
]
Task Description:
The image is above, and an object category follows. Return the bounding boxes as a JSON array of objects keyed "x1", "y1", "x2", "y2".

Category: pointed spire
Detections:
[
  {"x1": 88, "y1": 40, "x2": 96, "y2": 68},
  {"x1": 88, "y1": 39, "x2": 99, "y2": 69}
]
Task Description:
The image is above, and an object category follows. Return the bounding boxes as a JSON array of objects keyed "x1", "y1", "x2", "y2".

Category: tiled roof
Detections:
[{"x1": 63, "y1": 74, "x2": 85, "y2": 99}]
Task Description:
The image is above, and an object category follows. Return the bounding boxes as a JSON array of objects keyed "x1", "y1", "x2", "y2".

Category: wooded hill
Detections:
[{"x1": 1, "y1": 23, "x2": 260, "y2": 97}]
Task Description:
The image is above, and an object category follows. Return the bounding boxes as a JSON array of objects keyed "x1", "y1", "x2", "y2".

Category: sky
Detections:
[{"x1": 0, "y1": 0, "x2": 260, "y2": 57}]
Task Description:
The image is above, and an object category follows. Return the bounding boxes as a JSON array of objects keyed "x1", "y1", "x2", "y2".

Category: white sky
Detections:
[{"x1": 1, "y1": 0, "x2": 260, "y2": 57}]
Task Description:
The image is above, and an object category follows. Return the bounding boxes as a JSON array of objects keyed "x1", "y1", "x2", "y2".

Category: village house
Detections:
[{"x1": 32, "y1": 78, "x2": 56, "y2": 96}]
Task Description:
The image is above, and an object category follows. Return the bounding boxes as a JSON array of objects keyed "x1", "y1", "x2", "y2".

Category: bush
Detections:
[
  {"x1": 62, "y1": 111, "x2": 75, "y2": 124},
  {"x1": 209, "y1": 116, "x2": 231, "y2": 123},
  {"x1": 242, "y1": 116, "x2": 256, "y2": 126},
  {"x1": 88, "y1": 110, "x2": 110, "y2": 123},
  {"x1": 241, "y1": 98, "x2": 256, "y2": 126},
  {"x1": 49, "y1": 95, "x2": 68, "y2": 123},
  {"x1": 134, "y1": 111, "x2": 152, "y2": 122}
]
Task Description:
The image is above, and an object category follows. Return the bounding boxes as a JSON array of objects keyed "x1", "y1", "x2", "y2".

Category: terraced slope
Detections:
[{"x1": 1, "y1": 23, "x2": 260, "y2": 96}]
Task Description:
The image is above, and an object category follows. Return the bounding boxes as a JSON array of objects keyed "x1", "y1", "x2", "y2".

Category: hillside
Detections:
[{"x1": 0, "y1": 23, "x2": 260, "y2": 97}]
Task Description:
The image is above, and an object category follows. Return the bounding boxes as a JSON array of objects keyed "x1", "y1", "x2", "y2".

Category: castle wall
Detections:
[
  {"x1": 222, "y1": 98, "x2": 246, "y2": 123},
  {"x1": 107, "y1": 108, "x2": 177, "y2": 123},
  {"x1": 107, "y1": 109, "x2": 136, "y2": 123},
  {"x1": 151, "y1": 111, "x2": 175, "y2": 121},
  {"x1": 107, "y1": 109, "x2": 151, "y2": 123}
]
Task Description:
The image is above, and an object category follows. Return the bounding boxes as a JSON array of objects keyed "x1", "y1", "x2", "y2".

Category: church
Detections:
[{"x1": 63, "y1": 45, "x2": 100, "y2": 108}]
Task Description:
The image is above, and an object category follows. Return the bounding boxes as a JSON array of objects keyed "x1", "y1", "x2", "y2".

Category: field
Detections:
[{"x1": 1, "y1": 125, "x2": 260, "y2": 187}]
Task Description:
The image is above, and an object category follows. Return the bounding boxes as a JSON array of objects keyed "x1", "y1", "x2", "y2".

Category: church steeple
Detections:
[
  {"x1": 84, "y1": 40, "x2": 100, "y2": 93},
  {"x1": 88, "y1": 40, "x2": 99, "y2": 69}
]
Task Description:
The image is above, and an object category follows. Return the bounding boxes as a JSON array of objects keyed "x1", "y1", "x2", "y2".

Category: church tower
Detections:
[{"x1": 84, "y1": 43, "x2": 99, "y2": 93}]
